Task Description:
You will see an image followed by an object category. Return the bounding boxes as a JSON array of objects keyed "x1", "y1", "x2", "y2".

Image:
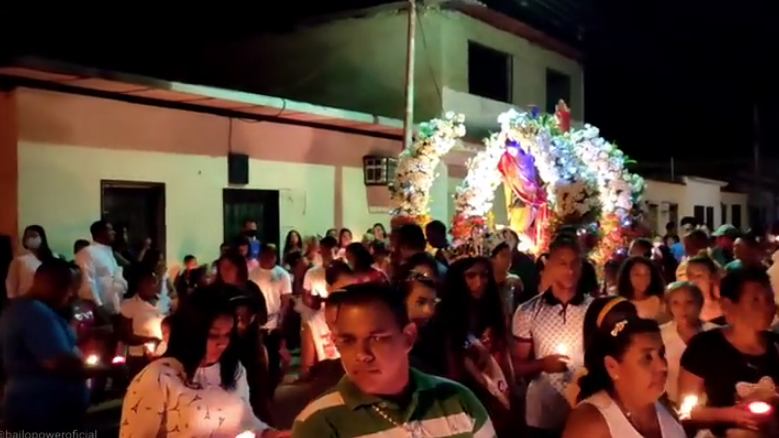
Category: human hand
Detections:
[
  {"x1": 721, "y1": 405, "x2": 762, "y2": 430},
  {"x1": 541, "y1": 354, "x2": 570, "y2": 373}
]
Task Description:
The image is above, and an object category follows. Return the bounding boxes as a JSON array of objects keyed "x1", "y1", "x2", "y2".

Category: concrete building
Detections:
[
  {"x1": 205, "y1": 1, "x2": 585, "y2": 139},
  {"x1": 0, "y1": 58, "x2": 476, "y2": 264}
]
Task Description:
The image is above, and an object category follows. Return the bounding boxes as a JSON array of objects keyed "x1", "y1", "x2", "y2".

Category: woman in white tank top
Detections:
[{"x1": 563, "y1": 311, "x2": 686, "y2": 438}]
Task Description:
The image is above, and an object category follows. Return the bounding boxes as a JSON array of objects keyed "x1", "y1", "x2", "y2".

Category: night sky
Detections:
[{"x1": 5, "y1": 2, "x2": 777, "y2": 166}]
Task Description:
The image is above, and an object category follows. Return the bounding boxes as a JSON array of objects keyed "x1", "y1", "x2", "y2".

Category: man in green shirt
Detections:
[{"x1": 291, "y1": 283, "x2": 496, "y2": 438}]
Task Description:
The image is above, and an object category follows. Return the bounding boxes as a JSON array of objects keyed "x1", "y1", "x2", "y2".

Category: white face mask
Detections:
[{"x1": 25, "y1": 236, "x2": 42, "y2": 250}]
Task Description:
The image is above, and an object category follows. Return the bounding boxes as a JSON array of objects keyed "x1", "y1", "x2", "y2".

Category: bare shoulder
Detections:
[{"x1": 562, "y1": 403, "x2": 610, "y2": 438}]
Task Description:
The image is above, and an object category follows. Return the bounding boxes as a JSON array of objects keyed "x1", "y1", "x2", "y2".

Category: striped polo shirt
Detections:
[{"x1": 291, "y1": 368, "x2": 496, "y2": 438}]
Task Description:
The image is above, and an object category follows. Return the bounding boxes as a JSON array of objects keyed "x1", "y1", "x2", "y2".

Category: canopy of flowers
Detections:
[
  {"x1": 389, "y1": 112, "x2": 466, "y2": 224},
  {"x1": 451, "y1": 104, "x2": 644, "y2": 268}
]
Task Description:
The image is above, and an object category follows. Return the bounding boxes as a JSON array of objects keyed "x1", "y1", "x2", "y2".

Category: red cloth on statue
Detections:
[{"x1": 498, "y1": 151, "x2": 550, "y2": 248}]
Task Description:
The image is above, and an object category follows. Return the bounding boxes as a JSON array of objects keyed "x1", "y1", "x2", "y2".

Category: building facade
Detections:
[
  {"x1": 0, "y1": 61, "x2": 476, "y2": 265},
  {"x1": 206, "y1": 4, "x2": 585, "y2": 138}
]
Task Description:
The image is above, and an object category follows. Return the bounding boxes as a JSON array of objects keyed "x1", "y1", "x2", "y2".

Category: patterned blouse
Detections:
[{"x1": 119, "y1": 358, "x2": 269, "y2": 438}]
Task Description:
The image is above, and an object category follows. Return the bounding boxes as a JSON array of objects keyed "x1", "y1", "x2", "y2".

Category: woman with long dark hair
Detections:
[
  {"x1": 215, "y1": 250, "x2": 268, "y2": 326},
  {"x1": 563, "y1": 312, "x2": 685, "y2": 437},
  {"x1": 428, "y1": 256, "x2": 516, "y2": 436},
  {"x1": 281, "y1": 230, "x2": 302, "y2": 259},
  {"x1": 6, "y1": 225, "x2": 55, "y2": 298},
  {"x1": 119, "y1": 287, "x2": 288, "y2": 437},
  {"x1": 617, "y1": 256, "x2": 667, "y2": 321},
  {"x1": 344, "y1": 242, "x2": 387, "y2": 284}
]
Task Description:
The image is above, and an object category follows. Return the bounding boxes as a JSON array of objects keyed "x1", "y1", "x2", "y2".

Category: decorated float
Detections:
[{"x1": 391, "y1": 102, "x2": 645, "y2": 270}]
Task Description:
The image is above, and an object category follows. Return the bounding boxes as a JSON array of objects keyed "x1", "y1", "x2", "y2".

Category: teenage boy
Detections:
[{"x1": 292, "y1": 283, "x2": 496, "y2": 438}]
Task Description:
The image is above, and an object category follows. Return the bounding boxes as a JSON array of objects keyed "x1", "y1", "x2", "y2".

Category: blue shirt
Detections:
[
  {"x1": 671, "y1": 242, "x2": 685, "y2": 261},
  {"x1": 249, "y1": 239, "x2": 261, "y2": 260},
  {"x1": 0, "y1": 298, "x2": 89, "y2": 422}
]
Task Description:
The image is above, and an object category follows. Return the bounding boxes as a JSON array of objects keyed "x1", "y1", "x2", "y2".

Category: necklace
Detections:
[
  {"x1": 612, "y1": 394, "x2": 658, "y2": 438},
  {"x1": 371, "y1": 405, "x2": 420, "y2": 438}
]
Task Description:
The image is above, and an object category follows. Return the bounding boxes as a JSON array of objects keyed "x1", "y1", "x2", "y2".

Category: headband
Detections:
[{"x1": 596, "y1": 297, "x2": 627, "y2": 329}]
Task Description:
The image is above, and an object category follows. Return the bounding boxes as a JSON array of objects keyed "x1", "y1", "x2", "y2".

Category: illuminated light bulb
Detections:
[
  {"x1": 235, "y1": 432, "x2": 255, "y2": 438},
  {"x1": 85, "y1": 354, "x2": 99, "y2": 366},
  {"x1": 748, "y1": 401, "x2": 772, "y2": 415},
  {"x1": 678, "y1": 395, "x2": 698, "y2": 419}
]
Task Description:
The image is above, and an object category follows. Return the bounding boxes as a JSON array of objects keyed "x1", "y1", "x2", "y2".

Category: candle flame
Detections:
[
  {"x1": 556, "y1": 344, "x2": 568, "y2": 355},
  {"x1": 235, "y1": 432, "x2": 256, "y2": 438},
  {"x1": 679, "y1": 395, "x2": 698, "y2": 419},
  {"x1": 748, "y1": 401, "x2": 772, "y2": 415},
  {"x1": 145, "y1": 342, "x2": 156, "y2": 353},
  {"x1": 85, "y1": 354, "x2": 99, "y2": 366}
]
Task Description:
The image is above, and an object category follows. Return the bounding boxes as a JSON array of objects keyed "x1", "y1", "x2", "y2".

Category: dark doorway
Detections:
[
  {"x1": 223, "y1": 189, "x2": 280, "y2": 248},
  {"x1": 101, "y1": 181, "x2": 166, "y2": 255}
]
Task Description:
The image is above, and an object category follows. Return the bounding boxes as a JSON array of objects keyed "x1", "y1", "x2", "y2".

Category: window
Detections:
[
  {"x1": 731, "y1": 204, "x2": 742, "y2": 229},
  {"x1": 647, "y1": 203, "x2": 659, "y2": 235},
  {"x1": 363, "y1": 156, "x2": 397, "y2": 186},
  {"x1": 546, "y1": 69, "x2": 572, "y2": 114},
  {"x1": 101, "y1": 181, "x2": 166, "y2": 255},
  {"x1": 693, "y1": 205, "x2": 705, "y2": 225},
  {"x1": 468, "y1": 42, "x2": 512, "y2": 102},
  {"x1": 721, "y1": 203, "x2": 727, "y2": 225},
  {"x1": 223, "y1": 189, "x2": 280, "y2": 248},
  {"x1": 705, "y1": 206, "x2": 714, "y2": 230},
  {"x1": 668, "y1": 203, "x2": 679, "y2": 228}
]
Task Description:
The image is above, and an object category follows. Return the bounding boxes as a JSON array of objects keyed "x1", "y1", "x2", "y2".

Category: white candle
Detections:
[
  {"x1": 85, "y1": 354, "x2": 99, "y2": 366},
  {"x1": 555, "y1": 343, "x2": 568, "y2": 355},
  {"x1": 678, "y1": 395, "x2": 698, "y2": 419},
  {"x1": 235, "y1": 432, "x2": 256, "y2": 438}
]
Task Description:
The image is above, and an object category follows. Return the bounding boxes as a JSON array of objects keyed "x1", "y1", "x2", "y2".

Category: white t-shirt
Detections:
[
  {"x1": 119, "y1": 358, "x2": 268, "y2": 438},
  {"x1": 660, "y1": 321, "x2": 719, "y2": 403},
  {"x1": 306, "y1": 310, "x2": 339, "y2": 362},
  {"x1": 120, "y1": 295, "x2": 165, "y2": 357},
  {"x1": 250, "y1": 266, "x2": 292, "y2": 330},
  {"x1": 302, "y1": 265, "x2": 328, "y2": 298},
  {"x1": 580, "y1": 391, "x2": 686, "y2": 438},
  {"x1": 5, "y1": 252, "x2": 41, "y2": 298}
]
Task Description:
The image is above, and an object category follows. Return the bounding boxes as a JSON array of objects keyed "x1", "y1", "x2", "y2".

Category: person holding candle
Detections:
[
  {"x1": 562, "y1": 314, "x2": 686, "y2": 438},
  {"x1": 118, "y1": 267, "x2": 165, "y2": 376},
  {"x1": 1, "y1": 258, "x2": 109, "y2": 432},
  {"x1": 291, "y1": 283, "x2": 495, "y2": 438},
  {"x1": 660, "y1": 281, "x2": 719, "y2": 405},
  {"x1": 678, "y1": 267, "x2": 779, "y2": 437},
  {"x1": 513, "y1": 236, "x2": 593, "y2": 437},
  {"x1": 119, "y1": 286, "x2": 289, "y2": 438}
]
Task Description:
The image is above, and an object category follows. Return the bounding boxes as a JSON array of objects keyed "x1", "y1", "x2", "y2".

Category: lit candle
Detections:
[
  {"x1": 85, "y1": 354, "x2": 99, "y2": 366},
  {"x1": 556, "y1": 343, "x2": 568, "y2": 355},
  {"x1": 145, "y1": 342, "x2": 156, "y2": 354},
  {"x1": 678, "y1": 395, "x2": 698, "y2": 419},
  {"x1": 748, "y1": 401, "x2": 772, "y2": 415},
  {"x1": 235, "y1": 432, "x2": 256, "y2": 438}
]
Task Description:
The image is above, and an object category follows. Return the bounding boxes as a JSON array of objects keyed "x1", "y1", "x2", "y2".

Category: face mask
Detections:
[
  {"x1": 245, "y1": 230, "x2": 257, "y2": 238},
  {"x1": 26, "y1": 236, "x2": 42, "y2": 249}
]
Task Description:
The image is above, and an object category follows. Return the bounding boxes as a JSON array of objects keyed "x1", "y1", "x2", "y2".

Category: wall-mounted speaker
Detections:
[{"x1": 228, "y1": 153, "x2": 249, "y2": 185}]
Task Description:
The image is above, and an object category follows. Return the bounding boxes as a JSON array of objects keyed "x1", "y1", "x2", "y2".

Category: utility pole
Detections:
[{"x1": 401, "y1": 0, "x2": 417, "y2": 151}]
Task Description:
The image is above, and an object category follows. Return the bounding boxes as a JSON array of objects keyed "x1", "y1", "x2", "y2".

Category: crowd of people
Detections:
[{"x1": 1, "y1": 215, "x2": 779, "y2": 438}]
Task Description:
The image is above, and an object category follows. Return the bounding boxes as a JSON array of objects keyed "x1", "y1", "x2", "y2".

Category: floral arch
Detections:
[
  {"x1": 389, "y1": 112, "x2": 466, "y2": 228},
  {"x1": 451, "y1": 102, "x2": 645, "y2": 268}
]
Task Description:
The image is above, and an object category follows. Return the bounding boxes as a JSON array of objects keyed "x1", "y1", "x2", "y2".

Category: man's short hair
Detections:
[
  {"x1": 319, "y1": 235, "x2": 338, "y2": 250},
  {"x1": 720, "y1": 267, "x2": 770, "y2": 302},
  {"x1": 680, "y1": 217, "x2": 697, "y2": 227},
  {"x1": 326, "y1": 283, "x2": 410, "y2": 328},
  {"x1": 548, "y1": 235, "x2": 580, "y2": 256},
  {"x1": 397, "y1": 224, "x2": 426, "y2": 251},
  {"x1": 89, "y1": 220, "x2": 109, "y2": 239},
  {"x1": 261, "y1": 243, "x2": 278, "y2": 257},
  {"x1": 665, "y1": 221, "x2": 676, "y2": 231},
  {"x1": 425, "y1": 220, "x2": 447, "y2": 235},
  {"x1": 35, "y1": 258, "x2": 74, "y2": 291}
]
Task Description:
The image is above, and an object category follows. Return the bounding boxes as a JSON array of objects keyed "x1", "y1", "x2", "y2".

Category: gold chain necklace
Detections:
[{"x1": 371, "y1": 405, "x2": 419, "y2": 438}]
